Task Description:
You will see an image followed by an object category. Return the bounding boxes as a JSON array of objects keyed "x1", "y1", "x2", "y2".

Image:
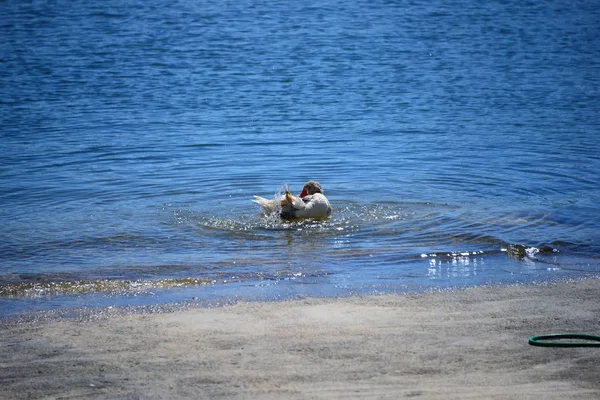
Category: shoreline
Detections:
[
  {"x1": 3, "y1": 272, "x2": 598, "y2": 323},
  {"x1": 1, "y1": 279, "x2": 599, "y2": 399}
]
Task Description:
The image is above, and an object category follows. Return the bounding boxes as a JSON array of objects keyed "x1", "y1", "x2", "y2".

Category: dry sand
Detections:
[{"x1": 1, "y1": 279, "x2": 599, "y2": 399}]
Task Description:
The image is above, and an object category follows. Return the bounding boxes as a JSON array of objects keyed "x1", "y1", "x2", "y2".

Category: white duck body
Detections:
[
  {"x1": 253, "y1": 181, "x2": 332, "y2": 220},
  {"x1": 284, "y1": 192, "x2": 332, "y2": 219}
]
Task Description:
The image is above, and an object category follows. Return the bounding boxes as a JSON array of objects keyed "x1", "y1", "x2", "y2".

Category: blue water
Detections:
[{"x1": 1, "y1": 0, "x2": 599, "y2": 318}]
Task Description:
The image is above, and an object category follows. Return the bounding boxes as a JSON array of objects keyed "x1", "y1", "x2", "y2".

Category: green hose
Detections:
[{"x1": 529, "y1": 334, "x2": 600, "y2": 347}]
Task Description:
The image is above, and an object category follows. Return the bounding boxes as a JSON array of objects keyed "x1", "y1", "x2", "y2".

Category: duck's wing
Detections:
[{"x1": 285, "y1": 187, "x2": 305, "y2": 210}]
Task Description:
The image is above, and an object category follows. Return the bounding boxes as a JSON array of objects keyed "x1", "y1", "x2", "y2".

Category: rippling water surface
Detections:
[{"x1": 1, "y1": 0, "x2": 599, "y2": 317}]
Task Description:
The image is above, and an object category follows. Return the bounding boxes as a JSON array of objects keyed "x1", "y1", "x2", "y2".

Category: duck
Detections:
[{"x1": 253, "y1": 181, "x2": 332, "y2": 219}]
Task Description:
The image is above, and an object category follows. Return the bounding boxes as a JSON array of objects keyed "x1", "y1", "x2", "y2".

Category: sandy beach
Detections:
[{"x1": 1, "y1": 279, "x2": 599, "y2": 399}]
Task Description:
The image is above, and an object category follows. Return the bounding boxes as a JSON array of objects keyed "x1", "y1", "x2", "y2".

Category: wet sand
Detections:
[{"x1": 1, "y1": 279, "x2": 599, "y2": 399}]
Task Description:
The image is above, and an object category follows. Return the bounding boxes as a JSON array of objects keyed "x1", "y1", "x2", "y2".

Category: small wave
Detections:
[
  {"x1": 0, "y1": 269, "x2": 332, "y2": 298},
  {"x1": 420, "y1": 245, "x2": 560, "y2": 263},
  {"x1": 0, "y1": 277, "x2": 214, "y2": 298},
  {"x1": 502, "y1": 244, "x2": 559, "y2": 260},
  {"x1": 420, "y1": 250, "x2": 488, "y2": 259}
]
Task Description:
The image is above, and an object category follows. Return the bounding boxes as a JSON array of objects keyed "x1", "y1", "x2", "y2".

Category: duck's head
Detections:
[{"x1": 299, "y1": 181, "x2": 324, "y2": 198}]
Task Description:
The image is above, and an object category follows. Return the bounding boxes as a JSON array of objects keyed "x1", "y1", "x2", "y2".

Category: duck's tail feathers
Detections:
[{"x1": 253, "y1": 195, "x2": 279, "y2": 213}]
